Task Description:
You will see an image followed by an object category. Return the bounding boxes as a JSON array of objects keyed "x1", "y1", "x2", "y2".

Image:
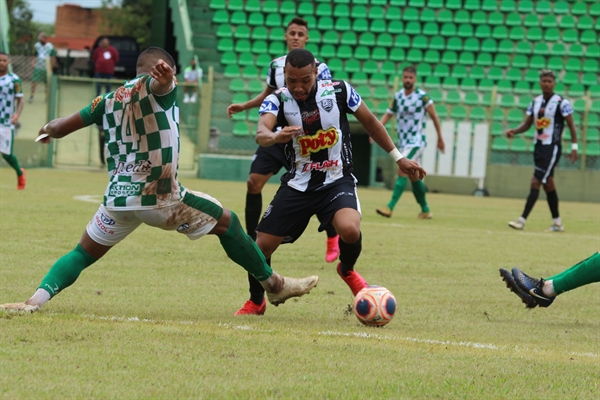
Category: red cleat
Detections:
[
  {"x1": 336, "y1": 263, "x2": 368, "y2": 296},
  {"x1": 325, "y1": 234, "x2": 340, "y2": 263},
  {"x1": 17, "y1": 168, "x2": 26, "y2": 190},
  {"x1": 234, "y1": 299, "x2": 266, "y2": 316}
]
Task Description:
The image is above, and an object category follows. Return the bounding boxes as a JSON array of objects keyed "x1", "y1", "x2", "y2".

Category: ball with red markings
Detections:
[{"x1": 353, "y1": 285, "x2": 396, "y2": 327}]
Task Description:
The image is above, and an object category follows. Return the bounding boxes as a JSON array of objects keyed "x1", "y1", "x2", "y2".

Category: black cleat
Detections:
[
  {"x1": 512, "y1": 268, "x2": 555, "y2": 308},
  {"x1": 499, "y1": 268, "x2": 537, "y2": 308}
]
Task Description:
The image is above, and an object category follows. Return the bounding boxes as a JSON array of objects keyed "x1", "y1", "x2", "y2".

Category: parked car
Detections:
[{"x1": 88, "y1": 36, "x2": 140, "y2": 79}]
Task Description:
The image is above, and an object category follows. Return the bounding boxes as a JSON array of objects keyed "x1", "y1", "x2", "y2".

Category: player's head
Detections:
[
  {"x1": 285, "y1": 17, "x2": 309, "y2": 51},
  {"x1": 136, "y1": 47, "x2": 176, "y2": 74},
  {"x1": 539, "y1": 69, "x2": 556, "y2": 94},
  {"x1": 0, "y1": 52, "x2": 10, "y2": 74},
  {"x1": 38, "y1": 32, "x2": 47, "y2": 43},
  {"x1": 402, "y1": 66, "x2": 417, "y2": 91},
  {"x1": 190, "y1": 59, "x2": 196, "y2": 68},
  {"x1": 284, "y1": 48, "x2": 317, "y2": 102}
]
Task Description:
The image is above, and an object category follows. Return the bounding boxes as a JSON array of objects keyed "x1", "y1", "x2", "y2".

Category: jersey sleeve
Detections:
[
  {"x1": 421, "y1": 92, "x2": 434, "y2": 108},
  {"x1": 258, "y1": 93, "x2": 281, "y2": 117},
  {"x1": 387, "y1": 95, "x2": 398, "y2": 114},
  {"x1": 14, "y1": 76, "x2": 24, "y2": 98},
  {"x1": 148, "y1": 77, "x2": 177, "y2": 110},
  {"x1": 79, "y1": 96, "x2": 107, "y2": 127},
  {"x1": 344, "y1": 81, "x2": 362, "y2": 113},
  {"x1": 525, "y1": 101, "x2": 534, "y2": 116},
  {"x1": 49, "y1": 43, "x2": 56, "y2": 57},
  {"x1": 266, "y1": 60, "x2": 278, "y2": 89},
  {"x1": 317, "y1": 62, "x2": 332, "y2": 80},
  {"x1": 560, "y1": 99, "x2": 573, "y2": 117}
]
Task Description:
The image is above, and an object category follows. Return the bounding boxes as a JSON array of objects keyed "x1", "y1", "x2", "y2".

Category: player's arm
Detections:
[
  {"x1": 564, "y1": 114, "x2": 578, "y2": 163},
  {"x1": 506, "y1": 114, "x2": 534, "y2": 137},
  {"x1": 354, "y1": 102, "x2": 426, "y2": 180},
  {"x1": 227, "y1": 86, "x2": 275, "y2": 118},
  {"x1": 255, "y1": 113, "x2": 301, "y2": 146},
  {"x1": 37, "y1": 112, "x2": 87, "y2": 142},
  {"x1": 10, "y1": 96, "x2": 23, "y2": 125},
  {"x1": 149, "y1": 59, "x2": 175, "y2": 95},
  {"x1": 426, "y1": 103, "x2": 445, "y2": 153}
]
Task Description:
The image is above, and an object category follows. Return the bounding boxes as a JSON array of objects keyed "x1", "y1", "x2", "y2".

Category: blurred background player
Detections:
[
  {"x1": 375, "y1": 66, "x2": 444, "y2": 220},
  {"x1": 0, "y1": 47, "x2": 318, "y2": 313},
  {"x1": 91, "y1": 37, "x2": 120, "y2": 97},
  {"x1": 183, "y1": 58, "x2": 202, "y2": 103},
  {"x1": 506, "y1": 70, "x2": 578, "y2": 232},
  {"x1": 226, "y1": 18, "x2": 339, "y2": 315},
  {"x1": 500, "y1": 252, "x2": 600, "y2": 308},
  {"x1": 29, "y1": 32, "x2": 56, "y2": 103},
  {"x1": 0, "y1": 52, "x2": 26, "y2": 190}
]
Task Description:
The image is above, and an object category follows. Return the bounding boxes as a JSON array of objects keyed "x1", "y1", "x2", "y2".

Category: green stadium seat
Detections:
[
  {"x1": 297, "y1": 2, "x2": 313, "y2": 15},
  {"x1": 403, "y1": 7, "x2": 419, "y2": 21},
  {"x1": 547, "y1": 57, "x2": 564, "y2": 70},
  {"x1": 563, "y1": 72, "x2": 579, "y2": 85},
  {"x1": 514, "y1": 81, "x2": 531, "y2": 95},
  {"x1": 268, "y1": 42, "x2": 284, "y2": 57},
  {"x1": 458, "y1": 24, "x2": 474, "y2": 38},
  {"x1": 507, "y1": 109, "x2": 524, "y2": 123},
  {"x1": 478, "y1": 79, "x2": 494, "y2": 93},
  {"x1": 451, "y1": 64, "x2": 467, "y2": 79},
  {"x1": 229, "y1": 78, "x2": 245, "y2": 92},
  {"x1": 470, "y1": 10, "x2": 486, "y2": 24},
  {"x1": 518, "y1": 0, "x2": 534, "y2": 13},
  {"x1": 340, "y1": 31, "x2": 357, "y2": 46},
  {"x1": 441, "y1": 23, "x2": 457, "y2": 37},
  {"x1": 437, "y1": 9, "x2": 453, "y2": 23},
  {"x1": 409, "y1": 0, "x2": 426, "y2": 6},
  {"x1": 524, "y1": 69, "x2": 540, "y2": 83},
  {"x1": 491, "y1": 123, "x2": 504, "y2": 136},
  {"x1": 436, "y1": 104, "x2": 448, "y2": 119},
  {"x1": 535, "y1": 1, "x2": 552, "y2": 13},
  {"x1": 492, "y1": 108, "x2": 505, "y2": 121},
  {"x1": 488, "y1": 12, "x2": 504, "y2": 25},
  {"x1": 373, "y1": 86, "x2": 390, "y2": 100},
  {"x1": 541, "y1": 14, "x2": 557, "y2": 28},
  {"x1": 464, "y1": 92, "x2": 479, "y2": 105},
  {"x1": 424, "y1": 50, "x2": 440, "y2": 63},
  {"x1": 351, "y1": 72, "x2": 368, "y2": 85},
  {"x1": 370, "y1": 19, "x2": 387, "y2": 34},
  {"x1": 577, "y1": 16, "x2": 594, "y2": 30},
  {"x1": 427, "y1": 0, "x2": 444, "y2": 8},
  {"x1": 381, "y1": 61, "x2": 396, "y2": 76},
  {"x1": 377, "y1": 33, "x2": 393, "y2": 47},
  {"x1": 407, "y1": 49, "x2": 423, "y2": 63},
  {"x1": 471, "y1": 107, "x2": 487, "y2": 121},
  {"x1": 464, "y1": 0, "x2": 481, "y2": 10},
  {"x1": 247, "y1": 12, "x2": 264, "y2": 26},
  {"x1": 353, "y1": 18, "x2": 369, "y2": 32},
  {"x1": 458, "y1": 52, "x2": 475, "y2": 65},
  {"x1": 428, "y1": 89, "x2": 443, "y2": 102},
  {"x1": 454, "y1": 10, "x2": 470, "y2": 24},
  {"x1": 383, "y1": 6, "x2": 400, "y2": 21},
  {"x1": 217, "y1": 38, "x2": 234, "y2": 52},
  {"x1": 216, "y1": 24, "x2": 233, "y2": 38},
  {"x1": 591, "y1": 85, "x2": 600, "y2": 99},
  {"x1": 355, "y1": 46, "x2": 370, "y2": 61},
  {"x1": 331, "y1": 17, "x2": 349, "y2": 31},
  {"x1": 573, "y1": 99, "x2": 587, "y2": 113},
  {"x1": 405, "y1": 21, "x2": 420, "y2": 35},
  {"x1": 446, "y1": 37, "x2": 462, "y2": 51},
  {"x1": 233, "y1": 122, "x2": 250, "y2": 136},
  {"x1": 345, "y1": 59, "x2": 360, "y2": 73},
  {"x1": 509, "y1": 27, "x2": 526, "y2": 41},
  {"x1": 230, "y1": 11, "x2": 247, "y2": 25},
  {"x1": 470, "y1": 65, "x2": 486, "y2": 80},
  {"x1": 512, "y1": 55, "x2": 528, "y2": 69},
  {"x1": 318, "y1": 17, "x2": 334, "y2": 31},
  {"x1": 588, "y1": 44, "x2": 600, "y2": 58},
  {"x1": 430, "y1": 36, "x2": 445, "y2": 50},
  {"x1": 526, "y1": 27, "x2": 542, "y2": 41},
  {"x1": 545, "y1": 28, "x2": 560, "y2": 42},
  {"x1": 482, "y1": 0, "x2": 497, "y2": 11},
  {"x1": 360, "y1": 32, "x2": 376, "y2": 47},
  {"x1": 565, "y1": 58, "x2": 581, "y2": 72},
  {"x1": 267, "y1": 27, "x2": 283, "y2": 41},
  {"x1": 224, "y1": 65, "x2": 241, "y2": 78},
  {"x1": 476, "y1": 52, "x2": 492, "y2": 66},
  {"x1": 505, "y1": 12, "x2": 521, "y2": 26},
  {"x1": 335, "y1": 71, "x2": 349, "y2": 80},
  {"x1": 389, "y1": 48, "x2": 406, "y2": 62},
  {"x1": 420, "y1": 8, "x2": 436, "y2": 22},
  {"x1": 568, "y1": 84, "x2": 585, "y2": 97},
  {"x1": 517, "y1": 97, "x2": 531, "y2": 109},
  {"x1": 213, "y1": 10, "x2": 228, "y2": 24},
  {"x1": 494, "y1": 54, "x2": 510, "y2": 67},
  {"x1": 417, "y1": 63, "x2": 433, "y2": 77},
  {"x1": 446, "y1": 0, "x2": 462, "y2": 9},
  {"x1": 569, "y1": 44, "x2": 584, "y2": 57},
  {"x1": 424, "y1": 75, "x2": 441, "y2": 89},
  {"x1": 242, "y1": 65, "x2": 259, "y2": 79},
  {"x1": 533, "y1": 42, "x2": 549, "y2": 55},
  {"x1": 506, "y1": 68, "x2": 522, "y2": 81},
  {"x1": 387, "y1": 20, "x2": 404, "y2": 34},
  {"x1": 235, "y1": 25, "x2": 252, "y2": 40},
  {"x1": 500, "y1": 95, "x2": 516, "y2": 107},
  {"x1": 500, "y1": 0, "x2": 516, "y2": 12},
  {"x1": 474, "y1": 25, "x2": 491, "y2": 39},
  {"x1": 322, "y1": 30, "x2": 339, "y2": 45},
  {"x1": 434, "y1": 63, "x2": 451, "y2": 77},
  {"x1": 209, "y1": 0, "x2": 225, "y2": 9},
  {"x1": 529, "y1": 56, "x2": 546, "y2": 70},
  {"x1": 221, "y1": 51, "x2": 237, "y2": 65},
  {"x1": 423, "y1": 22, "x2": 439, "y2": 36},
  {"x1": 585, "y1": 142, "x2": 600, "y2": 157},
  {"x1": 256, "y1": 53, "x2": 271, "y2": 68},
  {"x1": 371, "y1": 73, "x2": 388, "y2": 86},
  {"x1": 553, "y1": 1, "x2": 569, "y2": 14},
  {"x1": 265, "y1": 13, "x2": 282, "y2": 28},
  {"x1": 551, "y1": 43, "x2": 566, "y2": 56},
  {"x1": 586, "y1": 130, "x2": 600, "y2": 142},
  {"x1": 443, "y1": 77, "x2": 459, "y2": 89},
  {"x1": 238, "y1": 52, "x2": 254, "y2": 66},
  {"x1": 372, "y1": 47, "x2": 388, "y2": 62},
  {"x1": 442, "y1": 50, "x2": 458, "y2": 65},
  {"x1": 316, "y1": 3, "x2": 332, "y2": 16},
  {"x1": 562, "y1": 29, "x2": 578, "y2": 43},
  {"x1": 462, "y1": 78, "x2": 477, "y2": 90},
  {"x1": 279, "y1": 1, "x2": 296, "y2": 14},
  {"x1": 232, "y1": 93, "x2": 248, "y2": 105},
  {"x1": 327, "y1": 58, "x2": 343, "y2": 73},
  {"x1": 559, "y1": 15, "x2": 576, "y2": 29},
  {"x1": 497, "y1": 80, "x2": 512, "y2": 93},
  {"x1": 319, "y1": 44, "x2": 335, "y2": 59},
  {"x1": 511, "y1": 138, "x2": 528, "y2": 152},
  {"x1": 369, "y1": 6, "x2": 385, "y2": 20},
  {"x1": 451, "y1": 105, "x2": 467, "y2": 119},
  {"x1": 337, "y1": 45, "x2": 353, "y2": 59},
  {"x1": 498, "y1": 39, "x2": 513, "y2": 53},
  {"x1": 488, "y1": 66, "x2": 503, "y2": 81},
  {"x1": 523, "y1": 14, "x2": 539, "y2": 27},
  {"x1": 306, "y1": 43, "x2": 319, "y2": 57},
  {"x1": 580, "y1": 30, "x2": 598, "y2": 45},
  {"x1": 350, "y1": 4, "x2": 366, "y2": 19},
  {"x1": 235, "y1": 39, "x2": 251, "y2": 53}
]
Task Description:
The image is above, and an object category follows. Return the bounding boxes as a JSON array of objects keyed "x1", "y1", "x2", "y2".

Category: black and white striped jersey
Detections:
[
  {"x1": 259, "y1": 80, "x2": 362, "y2": 192},
  {"x1": 526, "y1": 93, "x2": 573, "y2": 146}
]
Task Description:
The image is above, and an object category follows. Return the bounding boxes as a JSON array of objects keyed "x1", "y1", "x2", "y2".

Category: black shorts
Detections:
[
  {"x1": 533, "y1": 143, "x2": 562, "y2": 184},
  {"x1": 249, "y1": 143, "x2": 291, "y2": 175},
  {"x1": 257, "y1": 176, "x2": 359, "y2": 243}
]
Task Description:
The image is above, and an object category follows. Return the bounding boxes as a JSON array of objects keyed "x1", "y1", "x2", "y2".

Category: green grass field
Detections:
[{"x1": 1, "y1": 168, "x2": 598, "y2": 399}]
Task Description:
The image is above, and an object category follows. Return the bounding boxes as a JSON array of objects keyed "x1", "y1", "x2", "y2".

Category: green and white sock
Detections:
[
  {"x1": 411, "y1": 179, "x2": 430, "y2": 213},
  {"x1": 39, "y1": 244, "x2": 98, "y2": 298},
  {"x1": 387, "y1": 176, "x2": 408, "y2": 211}
]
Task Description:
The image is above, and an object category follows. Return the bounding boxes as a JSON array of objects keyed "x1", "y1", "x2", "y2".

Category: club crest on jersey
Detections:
[
  {"x1": 14, "y1": 81, "x2": 20, "y2": 94},
  {"x1": 297, "y1": 127, "x2": 339, "y2": 157},
  {"x1": 535, "y1": 117, "x2": 551, "y2": 130},
  {"x1": 320, "y1": 99, "x2": 334, "y2": 112},
  {"x1": 91, "y1": 96, "x2": 103, "y2": 112}
]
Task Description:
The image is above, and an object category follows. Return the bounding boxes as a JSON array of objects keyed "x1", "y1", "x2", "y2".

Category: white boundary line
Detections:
[{"x1": 77, "y1": 314, "x2": 598, "y2": 359}]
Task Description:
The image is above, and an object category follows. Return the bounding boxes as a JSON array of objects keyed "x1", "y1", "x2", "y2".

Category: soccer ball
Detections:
[{"x1": 353, "y1": 285, "x2": 396, "y2": 327}]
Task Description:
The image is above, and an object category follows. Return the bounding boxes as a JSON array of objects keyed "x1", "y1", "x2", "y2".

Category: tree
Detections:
[
  {"x1": 8, "y1": 0, "x2": 36, "y2": 55},
  {"x1": 100, "y1": 0, "x2": 153, "y2": 48}
]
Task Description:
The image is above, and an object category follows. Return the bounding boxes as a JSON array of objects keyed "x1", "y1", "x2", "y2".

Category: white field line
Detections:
[
  {"x1": 73, "y1": 195, "x2": 103, "y2": 203},
  {"x1": 78, "y1": 313, "x2": 598, "y2": 359}
]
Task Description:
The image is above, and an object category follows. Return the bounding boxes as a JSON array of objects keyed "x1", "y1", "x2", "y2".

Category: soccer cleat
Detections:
[
  {"x1": 376, "y1": 206, "x2": 392, "y2": 218},
  {"x1": 266, "y1": 275, "x2": 319, "y2": 306},
  {"x1": 336, "y1": 263, "x2": 368, "y2": 296},
  {"x1": 325, "y1": 235, "x2": 340, "y2": 263},
  {"x1": 234, "y1": 299, "x2": 266, "y2": 316},
  {"x1": 508, "y1": 220, "x2": 524, "y2": 230},
  {"x1": 17, "y1": 168, "x2": 26, "y2": 190},
  {"x1": 499, "y1": 268, "x2": 537, "y2": 308},
  {"x1": 0, "y1": 302, "x2": 40, "y2": 313},
  {"x1": 512, "y1": 267, "x2": 555, "y2": 308},
  {"x1": 28, "y1": 96, "x2": 34, "y2": 103},
  {"x1": 417, "y1": 212, "x2": 433, "y2": 219},
  {"x1": 545, "y1": 224, "x2": 564, "y2": 232}
]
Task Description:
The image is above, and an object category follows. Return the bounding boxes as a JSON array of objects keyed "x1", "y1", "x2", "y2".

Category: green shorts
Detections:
[{"x1": 32, "y1": 68, "x2": 47, "y2": 83}]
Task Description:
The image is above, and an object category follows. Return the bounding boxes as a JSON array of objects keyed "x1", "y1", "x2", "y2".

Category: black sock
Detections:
[
  {"x1": 546, "y1": 190, "x2": 559, "y2": 219},
  {"x1": 339, "y1": 232, "x2": 362, "y2": 276},
  {"x1": 248, "y1": 257, "x2": 268, "y2": 304},
  {"x1": 522, "y1": 188, "x2": 540, "y2": 219},
  {"x1": 324, "y1": 224, "x2": 337, "y2": 238},
  {"x1": 245, "y1": 192, "x2": 262, "y2": 241}
]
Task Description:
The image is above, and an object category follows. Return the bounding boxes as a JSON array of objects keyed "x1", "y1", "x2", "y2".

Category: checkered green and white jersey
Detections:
[
  {"x1": 0, "y1": 72, "x2": 23, "y2": 127},
  {"x1": 34, "y1": 42, "x2": 55, "y2": 70},
  {"x1": 80, "y1": 74, "x2": 184, "y2": 210},
  {"x1": 387, "y1": 88, "x2": 433, "y2": 148}
]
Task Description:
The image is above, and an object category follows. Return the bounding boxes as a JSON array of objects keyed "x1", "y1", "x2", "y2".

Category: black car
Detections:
[{"x1": 88, "y1": 36, "x2": 140, "y2": 79}]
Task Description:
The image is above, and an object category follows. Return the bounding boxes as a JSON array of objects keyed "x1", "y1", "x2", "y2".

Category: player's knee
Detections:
[
  {"x1": 247, "y1": 176, "x2": 266, "y2": 194},
  {"x1": 337, "y1": 225, "x2": 361, "y2": 244}
]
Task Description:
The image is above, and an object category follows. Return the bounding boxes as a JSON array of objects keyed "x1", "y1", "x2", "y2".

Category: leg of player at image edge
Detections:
[
  {"x1": 499, "y1": 252, "x2": 600, "y2": 308},
  {"x1": 377, "y1": 176, "x2": 432, "y2": 219}
]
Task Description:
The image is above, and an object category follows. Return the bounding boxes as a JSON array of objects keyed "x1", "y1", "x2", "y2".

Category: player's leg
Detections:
[
  {"x1": 540, "y1": 146, "x2": 563, "y2": 231},
  {"x1": 246, "y1": 172, "x2": 271, "y2": 240},
  {"x1": 408, "y1": 147, "x2": 431, "y2": 219},
  {"x1": 376, "y1": 169, "x2": 407, "y2": 218},
  {"x1": 509, "y1": 175, "x2": 541, "y2": 230},
  {"x1": 0, "y1": 126, "x2": 25, "y2": 189}
]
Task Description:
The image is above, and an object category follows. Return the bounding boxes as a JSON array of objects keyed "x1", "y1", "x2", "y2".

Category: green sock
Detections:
[
  {"x1": 218, "y1": 211, "x2": 273, "y2": 281},
  {"x1": 39, "y1": 244, "x2": 98, "y2": 297},
  {"x1": 411, "y1": 179, "x2": 430, "y2": 213},
  {"x1": 548, "y1": 252, "x2": 600, "y2": 295},
  {"x1": 387, "y1": 176, "x2": 408, "y2": 210},
  {"x1": 2, "y1": 153, "x2": 23, "y2": 176}
]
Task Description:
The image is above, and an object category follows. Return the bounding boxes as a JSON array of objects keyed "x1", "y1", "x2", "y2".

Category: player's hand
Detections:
[
  {"x1": 276, "y1": 126, "x2": 303, "y2": 142},
  {"x1": 506, "y1": 129, "x2": 516, "y2": 138},
  {"x1": 36, "y1": 125, "x2": 52, "y2": 144},
  {"x1": 150, "y1": 59, "x2": 174, "y2": 86},
  {"x1": 368, "y1": 137, "x2": 374, "y2": 145},
  {"x1": 437, "y1": 138, "x2": 445, "y2": 154},
  {"x1": 568, "y1": 149, "x2": 578, "y2": 164},
  {"x1": 10, "y1": 114, "x2": 19, "y2": 125},
  {"x1": 227, "y1": 104, "x2": 244, "y2": 119},
  {"x1": 397, "y1": 158, "x2": 426, "y2": 180}
]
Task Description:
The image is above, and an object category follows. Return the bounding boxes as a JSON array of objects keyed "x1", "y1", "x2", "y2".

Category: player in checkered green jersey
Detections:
[
  {"x1": 376, "y1": 66, "x2": 445, "y2": 219},
  {"x1": 0, "y1": 52, "x2": 26, "y2": 190},
  {"x1": 0, "y1": 47, "x2": 318, "y2": 313}
]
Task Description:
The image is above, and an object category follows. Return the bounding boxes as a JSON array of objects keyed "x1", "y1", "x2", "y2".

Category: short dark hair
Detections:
[
  {"x1": 287, "y1": 17, "x2": 308, "y2": 30},
  {"x1": 0, "y1": 51, "x2": 8, "y2": 57},
  {"x1": 540, "y1": 69, "x2": 556, "y2": 80},
  {"x1": 403, "y1": 66, "x2": 417, "y2": 75},
  {"x1": 136, "y1": 47, "x2": 176, "y2": 70},
  {"x1": 285, "y1": 48, "x2": 315, "y2": 69}
]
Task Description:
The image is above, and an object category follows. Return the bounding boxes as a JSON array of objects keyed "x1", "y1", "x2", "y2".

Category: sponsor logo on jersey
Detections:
[
  {"x1": 95, "y1": 214, "x2": 115, "y2": 235},
  {"x1": 280, "y1": 93, "x2": 291, "y2": 102},
  {"x1": 114, "y1": 160, "x2": 153, "y2": 175},
  {"x1": 14, "y1": 81, "x2": 20, "y2": 94},
  {"x1": 321, "y1": 89, "x2": 335, "y2": 97},
  {"x1": 536, "y1": 117, "x2": 551, "y2": 130},
  {"x1": 301, "y1": 109, "x2": 320, "y2": 124},
  {"x1": 349, "y1": 86, "x2": 361, "y2": 108},
  {"x1": 320, "y1": 82, "x2": 334, "y2": 88},
  {"x1": 100, "y1": 212, "x2": 115, "y2": 225},
  {"x1": 108, "y1": 183, "x2": 142, "y2": 196},
  {"x1": 91, "y1": 96, "x2": 103, "y2": 113},
  {"x1": 297, "y1": 127, "x2": 339, "y2": 157},
  {"x1": 259, "y1": 100, "x2": 278, "y2": 113},
  {"x1": 321, "y1": 99, "x2": 334, "y2": 112},
  {"x1": 301, "y1": 159, "x2": 339, "y2": 172},
  {"x1": 284, "y1": 111, "x2": 298, "y2": 117}
]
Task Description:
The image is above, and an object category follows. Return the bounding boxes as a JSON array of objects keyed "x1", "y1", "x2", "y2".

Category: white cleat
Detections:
[
  {"x1": 0, "y1": 302, "x2": 40, "y2": 313},
  {"x1": 508, "y1": 220, "x2": 524, "y2": 230},
  {"x1": 267, "y1": 275, "x2": 319, "y2": 306},
  {"x1": 545, "y1": 224, "x2": 565, "y2": 232}
]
